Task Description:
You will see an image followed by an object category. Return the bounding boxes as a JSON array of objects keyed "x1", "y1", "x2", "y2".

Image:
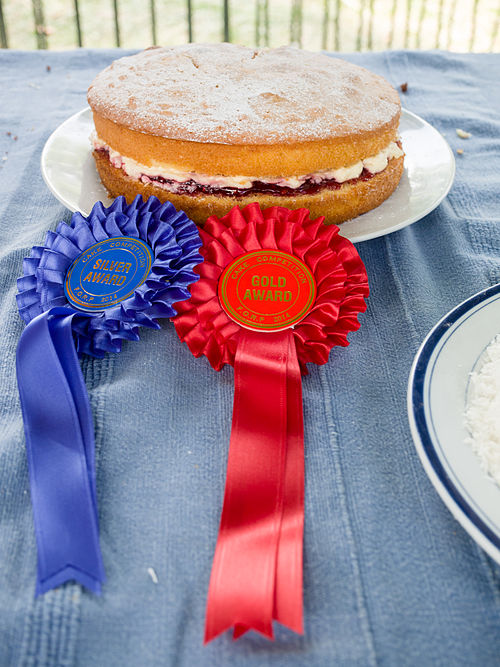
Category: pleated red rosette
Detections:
[{"x1": 173, "y1": 203, "x2": 369, "y2": 643}]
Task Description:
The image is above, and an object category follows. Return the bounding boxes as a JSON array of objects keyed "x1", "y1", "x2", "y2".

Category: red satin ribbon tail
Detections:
[
  {"x1": 204, "y1": 330, "x2": 289, "y2": 643},
  {"x1": 204, "y1": 528, "x2": 278, "y2": 642},
  {"x1": 274, "y1": 515, "x2": 304, "y2": 634},
  {"x1": 204, "y1": 329, "x2": 305, "y2": 642},
  {"x1": 274, "y1": 333, "x2": 304, "y2": 635}
]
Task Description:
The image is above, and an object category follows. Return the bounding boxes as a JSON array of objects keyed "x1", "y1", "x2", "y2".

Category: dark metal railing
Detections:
[
  {"x1": 73, "y1": 0, "x2": 82, "y2": 47},
  {"x1": 0, "y1": 0, "x2": 7, "y2": 48},
  {"x1": 0, "y1": 0, "x2": 498, "y2": 52},
  {"x1": 186, "y1": 0, "x2": 193, "y2": 43},
  {"x1": 255, "y1": 0, "x2": 270, "y2": 47},
  {"x1": 31, "y1": 0, "x2": 48, "y2": 49}
]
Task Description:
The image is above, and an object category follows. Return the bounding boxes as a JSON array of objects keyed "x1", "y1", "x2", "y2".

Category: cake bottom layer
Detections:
[{"x1": 93, "y1": 150, "x2": 405, "y2": 226}]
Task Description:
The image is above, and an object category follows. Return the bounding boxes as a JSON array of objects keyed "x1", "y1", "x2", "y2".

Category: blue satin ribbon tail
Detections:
[{"x1": 16, "y1": 309, "x2": 105, "y2": 594}]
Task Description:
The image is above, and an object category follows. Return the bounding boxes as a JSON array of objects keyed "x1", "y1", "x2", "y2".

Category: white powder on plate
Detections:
[{"x1": 465, "y1": 333, "x2": 500, "y2": 485}]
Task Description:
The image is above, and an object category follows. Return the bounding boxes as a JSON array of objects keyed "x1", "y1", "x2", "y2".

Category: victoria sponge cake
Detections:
[{"x1": 87, "y1": 43, "x2": 404, "y2": 226}]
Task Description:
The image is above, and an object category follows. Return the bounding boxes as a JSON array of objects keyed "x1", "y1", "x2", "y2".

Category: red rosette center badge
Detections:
[
  {"x1": 218, "y1": 250, "x2": 316, "y2": 331},
  {"x1": 173, "y1": 203, "x2": 369, "y2": 643}
]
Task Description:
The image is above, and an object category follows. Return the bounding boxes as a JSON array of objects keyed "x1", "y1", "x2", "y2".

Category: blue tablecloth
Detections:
[{"x1": 0, "y1": 48, "x2": 499, "y2": 666}]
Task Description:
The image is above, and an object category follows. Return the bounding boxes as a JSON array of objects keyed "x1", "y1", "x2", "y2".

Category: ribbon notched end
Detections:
[
  {"x1": 204, "y1": 611, "x2": 304, "y2": 643},
  {"x1": 204, "y1": 618, "x2": 275, "y2": 644},
  {"x1": 36, "y1": 565, "x2": 104, "y2": 596}
]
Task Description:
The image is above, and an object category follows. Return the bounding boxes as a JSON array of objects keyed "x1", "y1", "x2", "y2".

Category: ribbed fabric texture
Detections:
[{"x1": 0, "y1": 49, "x2": 499, "y2": 666}]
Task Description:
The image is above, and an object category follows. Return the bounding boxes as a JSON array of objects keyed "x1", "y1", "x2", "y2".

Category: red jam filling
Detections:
[{"x1": 97, "y1": 147, "x2": 376, "y2": 197}]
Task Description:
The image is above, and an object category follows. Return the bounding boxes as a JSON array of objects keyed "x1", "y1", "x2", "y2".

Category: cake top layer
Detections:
[{"x1": 87, "y1": 43, "x2": 401, "y2": 145}]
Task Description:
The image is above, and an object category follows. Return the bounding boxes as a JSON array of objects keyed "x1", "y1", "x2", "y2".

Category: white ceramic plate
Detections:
[
  {"x1": 41, "y1": 107, "x2": 455, "y2": 244},
  {"x1": 408, "y1": 284, "x2": 500, "y2": 564}
]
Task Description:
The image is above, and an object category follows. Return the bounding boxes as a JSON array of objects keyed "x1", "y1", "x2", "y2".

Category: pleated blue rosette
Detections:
[{"x1": 15, "y1": 195, "x2": 202, "y2": 595}]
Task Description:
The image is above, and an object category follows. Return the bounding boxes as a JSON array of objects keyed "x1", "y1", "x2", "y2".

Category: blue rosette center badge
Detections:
[
  {"x1": 16, "y1": 195, "x2": 202, "y2": 595},
  {"x1": 64, "y1": 237, "x2": 153, "y2": 311}
]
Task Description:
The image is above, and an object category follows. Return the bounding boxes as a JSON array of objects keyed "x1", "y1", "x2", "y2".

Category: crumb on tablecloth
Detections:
[{"x1": 147, "y1": 567, "x2": 159, "y2": 584}]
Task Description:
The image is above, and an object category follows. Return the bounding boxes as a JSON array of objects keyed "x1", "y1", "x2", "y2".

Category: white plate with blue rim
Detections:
[
  {"x1": 41, "y1": 107, "x2": 455, "y2": 244},
  {"x1": 408, "y1": 283, "x2": 500, "y2": 563}
]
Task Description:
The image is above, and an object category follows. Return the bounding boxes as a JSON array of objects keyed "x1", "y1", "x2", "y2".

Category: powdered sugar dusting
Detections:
[{"x1": 87, "y1": 44, "x2": 400, "y2": 145}]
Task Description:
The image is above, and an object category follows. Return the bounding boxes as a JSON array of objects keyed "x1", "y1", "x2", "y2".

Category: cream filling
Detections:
[{"x1": 92, "y1": 132, "x2": 403, "y2": 190}]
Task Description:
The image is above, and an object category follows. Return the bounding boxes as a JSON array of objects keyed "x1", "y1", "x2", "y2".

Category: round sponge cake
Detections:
[{"x1": 87, "y1": 43, "x2": 404, "y2": 225}]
